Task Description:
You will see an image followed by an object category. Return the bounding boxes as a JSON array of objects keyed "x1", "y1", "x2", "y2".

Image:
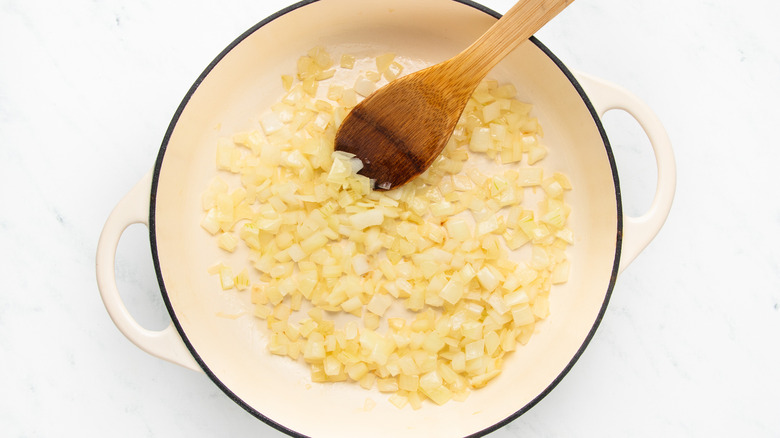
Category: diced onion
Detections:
[
  {"x1": 354, "y1": 76, "x2": 377, "y2": 97},
  {"x1": 202, "y1": 46, "x2": 573, "y2": 408}
]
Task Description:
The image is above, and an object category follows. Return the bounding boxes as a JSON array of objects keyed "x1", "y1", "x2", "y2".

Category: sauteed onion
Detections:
[{"x1": 201, "y1": 47, "x2": 572, "y2": 407}]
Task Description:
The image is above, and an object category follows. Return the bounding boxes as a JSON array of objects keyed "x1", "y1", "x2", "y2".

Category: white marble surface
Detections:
[{"x1": 2, "y1": 0, "x2": 779, "y2": 436}]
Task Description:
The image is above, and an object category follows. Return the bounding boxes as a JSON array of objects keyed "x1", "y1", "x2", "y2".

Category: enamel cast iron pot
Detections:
[{"x1": 96, "y1": 0, "x2": 676, "y2": 436}]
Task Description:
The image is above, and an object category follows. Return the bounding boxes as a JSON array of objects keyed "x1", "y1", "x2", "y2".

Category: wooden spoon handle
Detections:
[{"x1": 449, "y1": 0, "x2": 574, "y2": 80}]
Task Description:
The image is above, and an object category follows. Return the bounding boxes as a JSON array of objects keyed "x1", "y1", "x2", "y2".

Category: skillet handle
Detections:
[
  {"x1": 96, "y1": 169, "x2": 202, "y2": 372},
  {"x1": 575, "y1": 73, "x2": 676, "y2": 274}
]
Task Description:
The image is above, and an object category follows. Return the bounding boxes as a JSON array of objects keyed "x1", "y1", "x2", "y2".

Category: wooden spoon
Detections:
[{"x1": 334, "y1": 0, "x2": 573, "y2": 190}]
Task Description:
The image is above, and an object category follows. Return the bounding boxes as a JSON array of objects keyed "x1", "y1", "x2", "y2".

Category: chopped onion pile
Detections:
[{"x1": 201, "y1": 47, "x2": 572, "y2": 408}]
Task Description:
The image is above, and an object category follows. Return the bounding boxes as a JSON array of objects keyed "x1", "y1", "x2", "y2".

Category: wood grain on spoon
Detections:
[{"x1": 334, "y1": 0, "x2": 573, "y2": 190}]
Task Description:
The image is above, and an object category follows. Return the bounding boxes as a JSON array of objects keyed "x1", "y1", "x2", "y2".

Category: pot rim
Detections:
[{"x1": 148, "y1": 0, "x2": 623, "y2": 436}]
